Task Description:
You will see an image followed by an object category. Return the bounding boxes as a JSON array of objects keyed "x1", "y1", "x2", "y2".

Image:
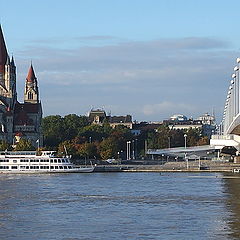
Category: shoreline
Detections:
[{"x1": 91, "y1": 160, "x2": 240, "y2": 173}]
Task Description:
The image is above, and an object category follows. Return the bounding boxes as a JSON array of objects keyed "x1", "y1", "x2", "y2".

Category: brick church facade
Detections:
[{"x1": 0, "y1": 25, "x2": 42, "y2": 147}]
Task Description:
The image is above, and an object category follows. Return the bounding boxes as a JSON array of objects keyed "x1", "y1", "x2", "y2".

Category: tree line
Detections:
[{"x1": 0, "y1": 114, "x2": 209, "y2": 159}]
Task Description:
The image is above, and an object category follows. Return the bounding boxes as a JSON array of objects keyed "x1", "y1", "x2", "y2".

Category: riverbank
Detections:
[{"x1": 91, "y1": 160, "x2": 240, "y2": 173}]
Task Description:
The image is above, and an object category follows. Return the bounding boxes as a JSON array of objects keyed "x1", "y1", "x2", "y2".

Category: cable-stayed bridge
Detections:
[
  {"x1": 210, "y1": 57, "x2": 240, "y2": 156},
  {"x1": 148, "y1": 58, "x2": 240, "y2": 160}
]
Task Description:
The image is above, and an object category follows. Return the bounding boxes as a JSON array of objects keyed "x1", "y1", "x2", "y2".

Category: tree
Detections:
[
  {"x1": 0, "y1": 140, "x2": 11, "y2": 151},
  {"x1": 76, "y1": 142, "x2": 98, "y2": 159},
  {"x1": 58, "y1": 140, "x2": 77, "y2": 157},
  {"x1": 63, "y1": 114, "x2": 89, "y2": 140},
  {"x1": 15, "y1": 139, "x2": 34, "y2": 151},
  {"x1": 99, "y1": 138, "x2": 118, "y2": 160},
  {"x1": 42, "y1": 115, "x2": 65, "y2": 147},
  {"x1": 197, "y1": 136, "x2": 209, "y2": 146}
]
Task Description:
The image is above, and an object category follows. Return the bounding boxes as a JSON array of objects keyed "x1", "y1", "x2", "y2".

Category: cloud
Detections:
[
  {"x1": 14, "y1": 36, "x2": 234, "y2": 120},
  {"x1": 143, "y1": 101, "x2": 195, "y2": 118}
]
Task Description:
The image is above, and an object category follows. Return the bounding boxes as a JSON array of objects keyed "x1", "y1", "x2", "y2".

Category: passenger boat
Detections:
[{"x1": 0, "y1": 151, "x2": 95, "y2": 173}]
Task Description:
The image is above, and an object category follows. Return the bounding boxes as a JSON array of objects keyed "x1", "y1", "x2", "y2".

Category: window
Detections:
[
  {"x1": 11, "y1": 166, "x2": 18, "y2": 169},
  {"x1": 28, "y1": 92, "x2": 33, "y2": 100}
]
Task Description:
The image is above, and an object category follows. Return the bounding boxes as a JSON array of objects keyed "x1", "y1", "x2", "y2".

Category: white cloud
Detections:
[
  {"x1": 14, "y1": 36, "x2": 234, "y2": 121},
  {"x1": 143, "y1": 101, "x2": 195, "y2": 117}
]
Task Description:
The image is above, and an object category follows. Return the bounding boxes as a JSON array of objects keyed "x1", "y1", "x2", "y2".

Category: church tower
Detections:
[
  {"x1": 0, "y1": 25, "x2": 7, "y2": 87},
  {"x1": 24, "y1": 64, "x2": 39, "y2": 103}
]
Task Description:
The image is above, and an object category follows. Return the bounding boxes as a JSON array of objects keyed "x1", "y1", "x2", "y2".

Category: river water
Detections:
[{"x1": 0, "y1": 172, "x2": 240, "y2": 240}]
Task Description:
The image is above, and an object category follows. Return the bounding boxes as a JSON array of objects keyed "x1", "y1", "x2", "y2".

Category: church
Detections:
[{"x1": 0, "y1": 25, "x2": 42, "y2": 147}]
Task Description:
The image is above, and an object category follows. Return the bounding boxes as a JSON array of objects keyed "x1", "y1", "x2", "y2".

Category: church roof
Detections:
[
  {"x1": 0, "y1": 25, "x2": 8, "y2": 73},
  {"x1": 15, "y1": 102, "x2": 41, "y2": 114},
  {"x1": 26, "y1": 64, "x2": 37, "y2": 83}
]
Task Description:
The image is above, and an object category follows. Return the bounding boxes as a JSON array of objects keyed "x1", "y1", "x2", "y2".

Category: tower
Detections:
[
  {"x1": 0, "y1": 25, "x2": 7, "y2": 87},
  {"x1": 24, "y1": 64, "x2": 39, "y2": 104},
  {"x1": 0, "y1": 25, "x2": 43, "y2": 147}
]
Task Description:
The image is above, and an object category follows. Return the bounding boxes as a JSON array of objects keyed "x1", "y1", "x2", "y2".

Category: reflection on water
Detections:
[
  {"x1": 222, "y1": 173, "x2": 240, "y2": 240},
  {"x1": 0, "y1": 172, "x2": 239, "y2": 239}
]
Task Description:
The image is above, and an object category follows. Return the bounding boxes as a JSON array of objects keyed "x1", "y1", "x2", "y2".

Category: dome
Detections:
[{"x1": 170, "y1": 114, "x2": 187, "y2": 122}]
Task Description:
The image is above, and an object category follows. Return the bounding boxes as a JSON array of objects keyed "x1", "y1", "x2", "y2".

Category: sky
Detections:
[{"x1": 0, "y1": 0, "x2": 240, "y2": 122}]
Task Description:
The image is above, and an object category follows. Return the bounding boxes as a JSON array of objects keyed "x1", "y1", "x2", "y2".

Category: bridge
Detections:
[{"x1": 148, "y1": 57, "x2": 240, "y2": 161}]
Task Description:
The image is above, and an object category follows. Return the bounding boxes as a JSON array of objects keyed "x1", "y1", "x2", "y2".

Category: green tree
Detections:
[
  {"x1": 42, "y1": 115, "x2": 65, "y2": 147},
  {"x1": 63, "y1": 114, "x2": 89, "y2": 140},
  {"x1": 78, "y1": 124, "x2": 111, "y2": 142},
  {"x1": 15, "y1": 139, "x2": 34, "y2": 151}
]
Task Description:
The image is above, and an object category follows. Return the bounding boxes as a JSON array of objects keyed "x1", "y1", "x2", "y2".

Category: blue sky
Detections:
[{"x1": 1, "y1": 0, "x2": 240, "y2": 121}]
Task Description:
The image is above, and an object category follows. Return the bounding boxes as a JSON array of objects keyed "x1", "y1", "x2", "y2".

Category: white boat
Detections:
[{"x1": 0, "y1": 151, "x2": 95, "y2": 174}]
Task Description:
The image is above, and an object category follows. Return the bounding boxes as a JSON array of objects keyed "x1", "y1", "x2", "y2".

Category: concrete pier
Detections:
[{"x1": 93, "y1": 160, "x2": 239, "y2": 173}]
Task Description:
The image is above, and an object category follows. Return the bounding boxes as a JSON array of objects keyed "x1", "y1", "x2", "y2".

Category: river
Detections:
[{"x1": 0, "y1": 172, "x2": 240, "y2": 240}]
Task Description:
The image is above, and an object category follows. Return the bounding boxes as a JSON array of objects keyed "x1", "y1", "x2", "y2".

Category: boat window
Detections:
[
  {"x1": 62, "y1": 160, "x2": 65, "y2": 163},
  {"x1": 68, "y1": 166, "x2": 72, "y2": 169},
  {"x1": 58, "y1": 159, "x2": 61, "y2": 163},
  {"x1": 50, "y1": 160, "x2": 53, "y2": 163},
  {"x1": 54, "y1": 159, "x2": 57, "y2": 163},
  {"x1": 20, "y1": 159, "x2": 29, "y2": 162},
  {"x1": 30, "y1": 166, "x2": 39, "y2": 169},
  {"x1": 0, "y1": 159, "x2": 9, "y2": 162},
  {"x1": 59, "y1": 166, "x2": 63, "y2": 169},
  {"x1": 13, "y1": 160, "x2": 17, "y2": 163},
  {"x1": 26, "y1": 166, "x2": 29, "y2": 169},
  {"x1": 0, "y1": 166, "x2": 9, "y2": 169},
  {"x1": 11, "y1": 166, "x2": 18, "y2": 169},
  {"x1": 64, "y1": 166, "x2": 67, "y2": 169},
  {"x1": 50, "y1": 166, "x2": 54, "y2": 169},
  {"x1": 55, "y1": 166, "x2": 58, "y2": 169}
]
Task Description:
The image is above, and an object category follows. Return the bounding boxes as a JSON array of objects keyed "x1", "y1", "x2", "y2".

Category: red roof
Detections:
[
  {"x1": 0, "y1": 25, "x2": 8, "y2": 73},
  {"x1": 15, "y1": 132, "x2": 24, "y2": 137},
  {"x1": 26, "y1": 64, "x2": 37, "y2": 83}
]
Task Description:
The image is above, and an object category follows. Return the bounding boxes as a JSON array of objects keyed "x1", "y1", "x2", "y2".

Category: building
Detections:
[
  {"x1": 0, "y1": 25, "x2": 42, "y2": 147},
  {"x1": 165, "y1": 113, "x2": 216, "y2": 137},
  {"x1": 88, "y1": 109, "x2": 133, "y2": 129},
  {"x1": 197, "y1": 113, "x2": 215, "y2": 125}
]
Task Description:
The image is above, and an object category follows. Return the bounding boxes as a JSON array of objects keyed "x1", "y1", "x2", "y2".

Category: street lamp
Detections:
[
  {"x1": 127, "y1": 141, "x2": 131, "y2": 160},
  {"x1": 132, "y1": 140, "x2": 135, "y2": 160},
  {"x1": 184, "y1": 134, "x2": 188, "y2": 169}
]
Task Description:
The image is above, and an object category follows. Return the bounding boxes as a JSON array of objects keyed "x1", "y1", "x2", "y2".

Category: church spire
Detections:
[
  {"x1": 0, "y1": 25, "x2": 8, "y2": 74},
  {"x1": 26, "y1": 64, "x2": 37, "y2": 83},
  {"x1": 24, "y1": 63, "x2": 39, "y2": 103}
]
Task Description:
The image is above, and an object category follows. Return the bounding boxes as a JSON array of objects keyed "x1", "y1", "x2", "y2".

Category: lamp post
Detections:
[
  {"x1": 127, "y1": 141, "x2": 131, "y2": 160},
  {"x1": 184, "y1": 134, "x2": 188, "y2": 170},
  {"x1": 132, "y1": 140, "x2": 135, "y2": 160}
]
